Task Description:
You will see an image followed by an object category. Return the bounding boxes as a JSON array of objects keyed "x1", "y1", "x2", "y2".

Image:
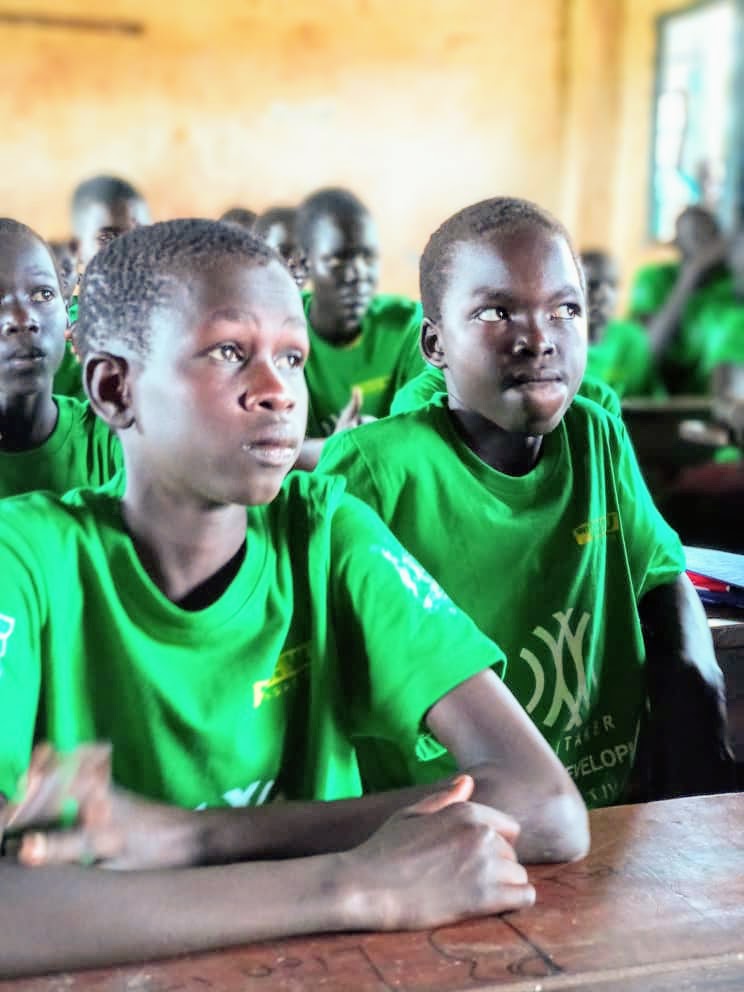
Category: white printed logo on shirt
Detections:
[
  {"x1": 518, "y1": 608, "x2": 594, "y2": 730},
  {"x1": 0, "y1": 614, "x2": 15, "y2": 673}
]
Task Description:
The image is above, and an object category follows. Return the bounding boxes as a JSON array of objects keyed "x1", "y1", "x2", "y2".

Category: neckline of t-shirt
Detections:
[
  {"x1": 0, "y1": 396, "x2": 74, "y2": 459},
  {"x1": 429, "y1": 396, "x2": 566, "y2": 502},
  {"x1": 92, "y1": 493, "x2": 271, "y2": 637}
]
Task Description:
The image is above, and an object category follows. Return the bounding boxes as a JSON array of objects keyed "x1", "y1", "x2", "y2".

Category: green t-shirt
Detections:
[
  {"x1": 695, "y1": 299, "x2": 744, "y2": 375},
  {"x1": 303, "y1": 293, "x2": 425, "y2": 436},
  {"x1": 319, "y1": 396, "x2": 685, "y2": 808},
  {"x1": 0, "y1": 396, "x2": 122, "y2": 500},
  {"x1": 52, "y1": 341, "x2": 85, "y2": 401},
  {"x1": 586, "y1": 319, "x2": 662, "y2": 398},
  {"x1": 391, "y1": 366, "x2": 623, "y2": 419},
  {"x1": 629, "y1": 262, "x2": 733, "y2": 394},
  {"x1": 0, "y1": 472, "x2": 501, "y2": 807}
]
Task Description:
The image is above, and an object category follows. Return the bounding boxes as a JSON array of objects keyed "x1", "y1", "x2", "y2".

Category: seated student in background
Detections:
[
  {"x1": 294, "y1": 187, "x2": 424, "y2": 467},
  {"x1": 48, "y1": 239, "x2": 79, "y2": 307},
  {"x1": 660, "y1": 228, "x2": 744, "y2": 551},
  {"x1": 0, "y1": 219, "x2": 588, "y2": 977},
  {"x1": 0, "y1": 219, "x2": 121, "y2": 499},
  {"x1": 628, "y1": 205, "x2": 731, "y2": 394},
  {"x1": 580, "y1": 249, "x2": 662, "y2": 398},
  {"x1": 54, "y1": 175, "x2": 152, "y2": 400},
  {"x1": 254, "y1": 205, "x2": 308, "y2": 288},
  {"x1": 220, "y1": 206, "x2": 258, "y2": 229},
  {"x1": 319, "y1": 197, "x2": 733, "y2": 810}
]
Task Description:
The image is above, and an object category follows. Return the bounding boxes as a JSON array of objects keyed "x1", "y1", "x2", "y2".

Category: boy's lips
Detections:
[
  {"x1": 6, "y1": 347, "x2": 47, "y2": 370},
  {"x1": 241, "y1": 434, "x2": 300, "y2": 468},
  {"x1": 503, "y1": 369, "x2": 564, "y2": 390}
]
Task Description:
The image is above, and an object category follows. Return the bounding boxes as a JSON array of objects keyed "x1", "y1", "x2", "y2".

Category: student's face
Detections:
[
  {"x1": 262, "y1": 220, "x2": 308, "y2": 289},
  {"x1": 306, "y1": 211, "x2": 379, "y2": 331},
  {"x1": 50, "y1": 241, "x2": 79, "y2": 305},
  {"x1": 674, "y1": 208, "x2": 718, "y2": 262},
  {"x1": 125, "y1": 258, "x2": 309, "y2": 507},
  {"x1": 76, "y1": 197, "x2": 151, "y2": 268},
  {"x1": 430, "y1": 229, "x2": 587, "y2": 436},
  {"x1": 0, "y1": 233, "x2": 67, "y2": 398},
  {"x1": 581, "y1": 254, "x2": 618, "y2": 343}
]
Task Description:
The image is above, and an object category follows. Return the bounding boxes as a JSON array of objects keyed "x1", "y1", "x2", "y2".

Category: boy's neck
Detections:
[
  {"x1": 0, "y1": 390, "x2": 58, "y2": 452},
  {"x1": 121, "y1": 481, "x2": 249, "y2": 608},
  {"x1": 308, "y1": 295, "x2": 364, "y2": 345},
  {"x1": 448, "y1": 408, "x2": 543, "y2": 476}
]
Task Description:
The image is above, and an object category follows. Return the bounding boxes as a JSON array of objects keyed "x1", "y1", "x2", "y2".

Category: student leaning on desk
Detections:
[{"x1": 0, "y1": 219, "x2": 588, "y2": 979}]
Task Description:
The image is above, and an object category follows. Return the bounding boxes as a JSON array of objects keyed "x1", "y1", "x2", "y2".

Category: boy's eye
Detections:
[
  {"x1": 30, "y1": 287, "x2": 56, "y2": 303},
  {"x1": 276, "y1": 351, "x2": 306, "y2": 370},
  {"x1": 208, "y1": 343, "x2": 243, "y2": 363},
  {"x1": 552, "y1": 303, "x2": 581, "y2": 319},
  {"x1": 477, "y1": 306, "x2": 509, "y2": 322}
]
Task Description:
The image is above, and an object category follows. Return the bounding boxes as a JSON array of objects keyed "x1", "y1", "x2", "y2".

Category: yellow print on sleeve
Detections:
[{"x1": 252, "y1": 642, "x2": 310, "y2": 709}]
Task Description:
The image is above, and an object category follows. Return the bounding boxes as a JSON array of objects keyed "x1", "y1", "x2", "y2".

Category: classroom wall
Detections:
[{"x1": 0, "y1": 0, "x2": 699, "y2": 296}]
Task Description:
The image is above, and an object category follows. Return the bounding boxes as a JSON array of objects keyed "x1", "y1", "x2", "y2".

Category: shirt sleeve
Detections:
[
  {"x1": 390, "y1": 365, "x2": 447, "y2": 416},
  {"x1": 628, "y1": 264, "x2": 677, "y2": 320},
  {"x1": 327, "y1": 493, "x2": 505, "y2": 754},
  {"x1": 702, "y1": 306, "x2": 744, "y2": 372},
  {"x1": 0, "y1": 517, "x2": 44, "y2": 800},
  {"x1": 609, "y1": 418, "x2": 686, "y2": 599}
]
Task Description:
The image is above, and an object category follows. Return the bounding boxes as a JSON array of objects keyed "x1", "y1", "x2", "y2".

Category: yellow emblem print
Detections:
[
  {"x1": 572, "y1": 513, "x2": 619, "y2": 546},
  {"x1": 252, "y1": 643, "x2": 310, "y2": 709}
]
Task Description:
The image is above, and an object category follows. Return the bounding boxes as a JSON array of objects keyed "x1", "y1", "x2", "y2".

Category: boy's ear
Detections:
[
  {"x1": 421, "y1": 318, "x2": 447, "y2": 369},
  {"x1": 84, "y1": 352, "x2": 136, "y2": 430}
]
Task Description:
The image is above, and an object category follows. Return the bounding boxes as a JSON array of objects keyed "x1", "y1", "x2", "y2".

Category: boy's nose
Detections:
[
  {"x1": 512, "y1": 321, "x2": 556, "y2": 357},
  {"x1": 1, "y1": 303, "x2": 39, "y2": 336},
  {"x1": 241, "y1": 362, "x2": 296, "y2": 412}
]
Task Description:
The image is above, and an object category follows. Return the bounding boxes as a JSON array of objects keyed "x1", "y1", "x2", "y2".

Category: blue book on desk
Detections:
[{"x1": 684, "y1": 546, "x2": 744, "y2": 609}]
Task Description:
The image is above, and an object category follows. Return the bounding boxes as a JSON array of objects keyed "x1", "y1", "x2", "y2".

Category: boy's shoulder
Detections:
[
  {"x1": 0, "y1": 484, "x2": 113, "y2": 562},
  {"x1": 566, "y1": 392, "x2": 627, "y2": 448}
]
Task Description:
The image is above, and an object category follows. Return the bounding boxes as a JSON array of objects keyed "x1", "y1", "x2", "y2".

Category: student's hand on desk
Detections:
[
  {"x1": 3, "y1": 743, "x2": 192, "y2": 870},
  {"x1": 341, "y1": 774, "x2": 535, "y2": 930}
]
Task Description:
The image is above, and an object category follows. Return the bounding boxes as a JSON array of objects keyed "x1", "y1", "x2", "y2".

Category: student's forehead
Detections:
[
  {"x1": 311, "y1": 211, "x2": 377, "y2": 253},
  {"x1": 447, "y1": 230, "x2": 581, "y2": 293},
  {"x1": 81, "y1": 198, "x2": 147, "y2": 230},
  {"x1": 0, "y1": 233, "x2": 56, "y2": 277},
  {"x1": 163, "y1": 256, "x2": 304, "y2": 325}
]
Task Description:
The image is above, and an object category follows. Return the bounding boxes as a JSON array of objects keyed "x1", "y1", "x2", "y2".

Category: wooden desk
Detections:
[{"x1": 2, "y1": 794, "x2": 743, "y2": 992}]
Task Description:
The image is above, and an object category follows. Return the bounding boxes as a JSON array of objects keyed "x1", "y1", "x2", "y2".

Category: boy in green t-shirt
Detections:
[
  {"x1": 628, "y1": 205, "x2": 731, "y2": 394},
  {"x1": 294, "y1": 187, "x2": 424, "y2": 467},
  {"x1": 0, "y1": 219, "x2": 121, "y2": 499},
  {"x1": 319, "y1": 197, "x2": 733, "y2": 810},
  {"x1": 580, "y1": 250, "x2": 661, "y2": 398},
  {"x1": 254, "y1": 205, "x2": 308, "y2": 289},
  {"x1": 0, "y1": 219, "x2": 588, "y2": 977},
  {"x1": 53, "y1": 175, "x2": 152, "y2": 401}
]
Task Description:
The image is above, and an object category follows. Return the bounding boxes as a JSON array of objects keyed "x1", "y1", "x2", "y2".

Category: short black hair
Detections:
[
  {"x1": 71, "y1": 175, "x2": 145, "y2": 227},
  {"x1": 0, "y1": 217, "x2": 60, "y2": 280},
  {"x1": 580, "y1": 249, "x2": 619, "y2": 285},
  {"x1": 75, "y1": 218, "x2": 278, "y2": 362},
  {"x1": 219, "y1": 207, "x2": 258, "y2": 230},
  {"x1": 296, "y1": 187, "x2": 369, "y2": 251},
  {"x1": 419, "y1": 197, "x2": 580, "y2": 323},
  {"x1": 254, "y1": 207, "x2": 296, "y2": 237}
]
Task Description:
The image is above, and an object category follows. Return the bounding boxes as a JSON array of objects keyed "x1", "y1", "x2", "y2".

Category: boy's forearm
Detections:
[
  {"x1": 0, "y1": 854, "x2": 355, "y2": 977},
  {"x1": 639, "y1": 573, "x2": 736, "y2": 798},
  {"x1": 178, "y1": 784, "x2": 436, "y2": 865}
]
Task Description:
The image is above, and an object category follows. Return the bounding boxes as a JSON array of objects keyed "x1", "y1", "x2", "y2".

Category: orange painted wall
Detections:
[{"x1": 0, "y1": 0, "x2": 702, "y2": 296}]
